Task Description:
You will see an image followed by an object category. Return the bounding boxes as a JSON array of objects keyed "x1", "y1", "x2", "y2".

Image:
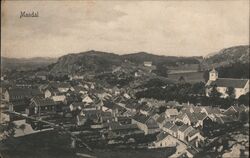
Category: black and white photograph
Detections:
[{"x1": 0, "y1": 0, "x2": 249, "y2": 158}]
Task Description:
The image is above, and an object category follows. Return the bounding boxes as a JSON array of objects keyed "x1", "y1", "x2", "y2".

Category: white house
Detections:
[
  {"x1": 153, "y1": 132, "x2": 177, "y2": 148},
  {"x1": 187, "y1": 129, "x2": 204, "y2": 143},
  {"x1": 165, "y1": 109, "x2": 179, "y2": 118},
  {"x1": 144, "y1": 61, "x2": 152, "y2": 67},
  {"x1": 132, "y1": 114, "x2": 159, "y2": 135},
  {"x1": 177, "y1": 124, "x2": 194, "y2": 141},
  {"x1": 52, "y1": 95, "x2": 66, "y2": 102},
  {"x1": 206, "y1": 68, "x2": 249, "y2": 99},
  {"x1": 82, "y1": 95, "x2": 94, "y2": 104}
]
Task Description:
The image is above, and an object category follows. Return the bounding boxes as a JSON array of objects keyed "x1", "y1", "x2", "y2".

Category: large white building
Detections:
[{"x1": 206, "y1": 68, "x2": 249, "y2": 99}]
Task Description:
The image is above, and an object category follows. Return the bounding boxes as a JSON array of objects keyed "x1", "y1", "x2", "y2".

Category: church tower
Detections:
[{"x1": 209, "y1": 68, "x2": 218, "y2": 81}]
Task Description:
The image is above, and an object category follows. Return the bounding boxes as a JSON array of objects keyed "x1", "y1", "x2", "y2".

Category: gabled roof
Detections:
[
  {"x1": 165, "y1": 109, "x2": 178, "y2": 115},
  {"x1": 146, "y1": 118, "x2": 159, "y2": 129},
  {"x1": 72, "y1": 86, "x2": 87, "y2": 93},
  {"x1": 133, "y1": 114, "x2": 158, "y2": 128},
  {"x1": 109, "y1": 123, "x2": 138, "y2": 131},
  {"x1": 31, "y1": 97, "x2": 56, "y2": 107},
  {"x1": 209, "y1": 78, "x2": 249, "y2": 88},
  {"x1": 187, "y1": 129, "x2": 200, "y2": 137},
  {"x1": 163, "y1": 121, "x2": 174, "y2": 129},
  {"x1": 202, "y1": 106, "x2": 221, "y2": 115},
  {"x1": 8, "y1": 88, "x2": 42, "y2": 98},
  {"x1": 140, "y1": 104, "x2": 151, "y2": 112},
  {"x1": 186, "y1": 147, "x2": 198, "y2": 156},
  {"x1": 132, "y1": 113, "x2": 150, "y2": 124},
  {"x1": 176, "y1": 113, "x2": 186, "y2": 120},
  {"x1": 194, "y1": 112, "x2": 207, "y2": 121},
  {"x1": 99, "y1": 111, "x2": 112, "y2": 118},
  {"x1": 170, "y1": 124, "x2": 180, "y2": 132},
  {"x1": 156, "y1": 131, "x2": 169, "y2": 141},
  {"x1": 125, "y1": 101, "x2": 140, "y2": 109},
  {"x1": 232, "y1": 105, "x2": 247, "y2": 113},
  {"x1": 223, "y1": 106, "x2": 238, "y2": 116},
  {"x1": 156, "y1": 113, "x2": 166, "y2": 124},
  {"x1": 178, "y1": 124, "x2": 190, "y2": 132},
  {"x1": 71, "y1": 102, "x2": 85, "y2": 108},
  {"x1": 186, "y1": 112, "x2": 198, "y2": 123},
  {"x1": 219, "y1": 115, "x2": 236, "y2": 123},
  {"x1": 193, "y1": 107, "x2": 202, "y2": 113}
]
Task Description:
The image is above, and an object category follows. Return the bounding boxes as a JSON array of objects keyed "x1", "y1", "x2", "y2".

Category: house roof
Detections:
[
  {"x1": 133, "y1": 114, "x2": 158, "y2": 129},
  {"x1": 163, "y1": 121, "x2": 174, "y2": 129},
  {"x1": 72, "y1": 86, "x2": 87, "y2": 93},
  {"x1": 170, "y1": 124, "x2": 180, "y2": 132},
  {"x1": 71, "y1": 102, "x2": 85, "y2": 108},
  {"x1": 193, "y1": 107, "x2": 202, "y2": 113},
  {"x1": 82, "y1": 110, "x2": 100, "y2": 120},
  {"x1": 176, "y1": 113, "x2": 186, "y2": 120},
  {"x1": 47, "y1": 88, "x2": 60, "y2": 94},
  {"x1": 156, "y1": 131, "x2": 169, "y2": 141},
  {"x1": 58, "y1": 83, "x2": 71, "y2": 88},
  {"x1": 109, "y1": 123, "x2": 138, "y2": 131},
  {"x1": 202, "y1": 106, "x2": 221, "y2": 115},
  {"x1": 186, "y1": 112, "x2": 198, "y2": 123},
  {"x1": 210, "y1": 68, "x2": 217, "y2": 73},
  {"x1": 187, "y1": 129, "x2": 199, "y2": 137},
  {"x1": 165, "y1": 109, "x2": 178, "y2": 115},
  {"x1": 103, "y1": 100, "x2": 117, "y2": 109},
  {"x1": 31, "y1": 97, "x2": 56, "y2": 107},
  {"x1": 209, "y1": 78, "x2": 249, "y2": 88},
  {"x1": 232, "y1": 105, "x2": 247, "y2": 113},
  {"x1": 132, "y1": 113, "x2": 150, "y2": 124},
  {"x1": 125, "y1": 101, "x2": 140, "y2": 109},
  {"x1": 194, "y1": 112, "x2": 207, "y2": 121},
  {"x1": 220, "y1": 115, "x2": 236, "y2": 123},
  {"x1": 186, "y1": 148, "x2": 198, "y2": 156},
  {"x1": 178, "y1": 124, "x2": 191, "y2": 132},
  {"x1": 140, "y1": 104, "x2": 151, "y2": 112},
  {"x1": 223, "y1": 106, "x2": 239, "y2": 116},
  {"x1": 100, "y1": 111, "x2": 112, "y2": 118},
  {"x1": 146, "y1": 118, "x2": 159, "y2": 129},
  {"x1": 156, "y1": 113, "x2": 166, "y2": 124},
  {"x1": 8, "y1": 88, "x2": 42, "y2": 98}
]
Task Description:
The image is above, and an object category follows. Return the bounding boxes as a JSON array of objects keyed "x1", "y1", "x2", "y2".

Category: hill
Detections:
[
  {"x1": 122, "y1": 52, "x2": 201, "y2": 66},
  {"x1": 48, "y1": 51, "x2": 202, "y2": 75},
  {"x1": 49, "y1": 50, "x2": 122, "y2": 74},
  {"x1": 203, "y1": 45, "x2": 249, "y2": 68}
]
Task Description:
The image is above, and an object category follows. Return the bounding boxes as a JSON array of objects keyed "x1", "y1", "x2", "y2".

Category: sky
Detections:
[{"x1": 1, "y1": 0, "x2": 249, "y2": 58}]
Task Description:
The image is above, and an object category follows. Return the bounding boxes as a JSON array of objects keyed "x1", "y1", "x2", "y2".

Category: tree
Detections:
[
  {"x1": 226, "y1": 87, "x2": 235, "y2": 99},
  {"x1": 153, "y1": 64, "x2": 168, "y2": 77},
  {"x1": 238, "y1": 92, "x2": 249, "y2": 105},
  {"x1": 239, "y1": 111, "x2": 249, "y2": 123},
  {"x1": 191, "y1": 82, "x2": 205, "y2": 96},
  {"x1": 0, "y1": 122, "x2": 16, "y2": 139},
  {"x1": 209, "y1": 85, "x2": 221, "y2": 98},
  {"x1": 19, "y1": 124, "x2": 26, "y2": 135}
]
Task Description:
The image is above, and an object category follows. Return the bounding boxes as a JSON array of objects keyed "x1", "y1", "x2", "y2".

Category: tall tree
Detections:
[
  {"x1": 19, "y1": 124, "x2": 26, "y2": 135},
  {"x1": 226, "y1": 87, "x2": 235, "y2": 99},
  {"x1": 0, "y1": 122, "x2": 16, "y2": 139},
  {"x1": 209, "y1": 85, "x2": 221, "y2": 98},
  {"x1": 191, "y1": 82, "x2": 205, "y2": 95}
]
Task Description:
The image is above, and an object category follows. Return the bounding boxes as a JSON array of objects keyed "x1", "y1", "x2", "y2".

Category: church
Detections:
[{"x1": 206, "y1": 68, "x2": 249, "y2": 99}]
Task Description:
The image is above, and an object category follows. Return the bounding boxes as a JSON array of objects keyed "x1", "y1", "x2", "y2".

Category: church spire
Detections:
[{"x1": 209, "y1": 67, "x2": 218, "y2": 81}]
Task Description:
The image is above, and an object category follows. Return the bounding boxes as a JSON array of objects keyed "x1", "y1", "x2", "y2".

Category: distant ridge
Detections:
[
  {"x1": 1, "y1": 45, "x2": 249, "y2": 73},
  {"x1": 203, "y1": 45, "x2": 249, "y2": 67}
]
